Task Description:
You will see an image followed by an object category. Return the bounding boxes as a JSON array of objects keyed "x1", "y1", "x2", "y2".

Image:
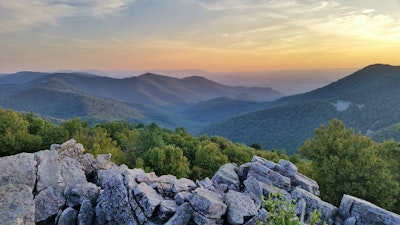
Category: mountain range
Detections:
[{"x1": 1, "y1": 64, "x2": 399, "y2": 154}]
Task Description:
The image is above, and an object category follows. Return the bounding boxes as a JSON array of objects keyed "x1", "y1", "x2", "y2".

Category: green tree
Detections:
[
  {"x1": 143, "y1": 145, "x2": 190, "y2": 178},
  {"x1": 0, "y1": 108, "x2": 42, "y2": 156},
  {"x1": 300, "y1": 119, "x2": 399, "y2": 211},
  {"x1": 192, "y1": 141, "x2": 228, "y2": 179}
]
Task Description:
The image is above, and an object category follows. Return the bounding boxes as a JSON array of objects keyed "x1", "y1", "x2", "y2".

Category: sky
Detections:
[{"x1": 1, "y1": 0, "x2": 400, "y2": 74}]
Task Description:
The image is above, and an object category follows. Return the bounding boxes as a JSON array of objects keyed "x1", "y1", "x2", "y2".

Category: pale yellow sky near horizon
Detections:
[{"x1": 1, "y1": 0, "x2": 400, "y2": 74}]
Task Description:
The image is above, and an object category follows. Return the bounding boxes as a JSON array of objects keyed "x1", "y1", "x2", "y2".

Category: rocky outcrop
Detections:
[{"x1": 0, "y1": 139, "x2": 399, "y2": 225}]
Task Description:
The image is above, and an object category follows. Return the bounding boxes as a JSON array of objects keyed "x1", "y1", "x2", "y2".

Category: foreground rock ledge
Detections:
[{"x1": 0, "y1": 139, "x2": 399, "y2": 225}]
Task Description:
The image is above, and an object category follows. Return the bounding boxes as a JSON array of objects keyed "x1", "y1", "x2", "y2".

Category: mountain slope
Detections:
[{"x1": 201, "y1": 64, "x2": 400, "y2": 154}]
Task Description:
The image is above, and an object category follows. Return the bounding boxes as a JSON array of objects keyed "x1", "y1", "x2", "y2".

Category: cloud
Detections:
[{"x1": 0, "y1": 0, "x2": 134, "y2": 33}]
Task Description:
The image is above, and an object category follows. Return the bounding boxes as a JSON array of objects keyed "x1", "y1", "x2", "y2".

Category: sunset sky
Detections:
[{"x1": 1, "y1": 0, "x2": 400, "y2": 73}]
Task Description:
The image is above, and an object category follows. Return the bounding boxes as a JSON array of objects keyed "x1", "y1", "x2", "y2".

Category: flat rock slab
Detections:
[
  {"x1": 0, "y1": 184, "x2": 35, "y2": 225},
  {"x1": 189, "y1": 188, "x2": 227, "y2": 219}
]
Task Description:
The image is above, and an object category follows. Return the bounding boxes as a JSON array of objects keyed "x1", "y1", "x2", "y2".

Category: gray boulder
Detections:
[
  {"x1": 244, "y1": 208, "x2": 269, "y2": 225},
  {"x1": 224, "y1": 190, "x2": 258, "y2": 225},
  {"x1": 291, "y1": 187, "x2": 337, "y2": 224},
  {"x1": 77, "y1": 200, "x2": 95, "y2": 225},
  {"x1": 65, "y1": 182, "x2": 100, "y2": 207},
  {"x1": 95, "y1": 174, "x2": 137, "y2": 225},
  {"x1": 174, "y1": 191, "x2": 193, "y2": 205},
  {"x1": 0, "y1": 153, "x2": 37, "y2": 189},
  {"x1": 172, "y1": 178, "x2": 196, "y2": 193},
  {"x1": 164, "y1": 202, "x2": 192, "y2": 225},
  {"x1": 278, "y1": 159, "x2": 298, "y2": 177},
  {"x1": 238, "y1": 162, "x2": 251, "y2": 182},
  {"x1": 189, "y1": 188, "x2": 227, "y2": 219},
  {"x1": 339, "y1": 195, "x2": 400, "y2": 225},
  {"x1": 211, "y1": 163, "x2": 240, "y2": 192},
  {"x1": 134, "y1": 182, "x2": 163, "y2": 218},
  {"x1": 0, "y1": 184, "x2": 35, "y2": 225},
  {"x1": 92, "y1": 153, "x2": 113, "y2": 170},
  {"x1": 57, "y1": 207, "x2": 78, "y2": 225},
  {"x1": 192, "y1": 210, "x2": 224, "y2": 225},
  {"x1": 157, "y1": 200, "x2": 178, "y2": 221},
  {"x1": 291, "y1": 173, "x2": 320, "y2": 196},
  {"x1": 34, "y1": 186, "x2": 63, "y2": 223},
  {"x1": 247, "y1": 162, "x2": 291, "y2": 191}
]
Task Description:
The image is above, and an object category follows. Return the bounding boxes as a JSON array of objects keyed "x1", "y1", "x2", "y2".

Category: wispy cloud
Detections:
[
  {"x1": 0, "y1": 0, "x2": 135, "y2": 33},
  {"x1": 40, "y1": 34, "x2": 91, "y2": 44}
]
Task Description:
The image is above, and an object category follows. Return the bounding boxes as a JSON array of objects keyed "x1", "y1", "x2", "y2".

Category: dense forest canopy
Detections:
[{"x1": 0, "y1": 107, "x2": 398, "y2": 213}]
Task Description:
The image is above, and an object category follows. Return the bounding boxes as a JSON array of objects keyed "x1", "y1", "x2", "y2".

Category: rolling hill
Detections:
[
  {"x1": 0, "y1": 71, "x2": 282, "y2": 127},
  {"x1": 200, "y1": 64, "x2": 400, "y2": 154}
]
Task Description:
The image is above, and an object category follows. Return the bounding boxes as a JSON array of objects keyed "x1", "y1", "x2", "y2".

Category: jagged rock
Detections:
[
  {"x1": 291, "y1": 173, "x2": 320, "y2": 196},
  {"x1": 65, "y1": 182, "x2": 100, "y2": 207},
  {"x1": 0, "y1": 153, "x2": 37, "y2": 189},
  {"x1": 164, "y1": 202, "x2": 192, "y2": 225},
  {"x1": 154, "y1": 174, "x2": 177, "y2": 197},
  {"x1": 197, "y1": 177, "x2": 217, "y2": 192},
  {"x1": 343, "y1": 217, "x2": 356, "y2": 225},
  {"x1": 247, "y1": 161, "x2": 291, "y2": 191},
  {"x1": 189, "y1": 188, "x2": 227, "y2": 219},
  {"x1": 339, "y1": 195, "x2": 400, "y2": 225},
  {"x1": 158, "y1": 200, "x2": 178, "y2": 221},
  {"x1": 34, "y1": 186, "x2": 63, "y2": 223},
  {"x1": 238, "y1": 162, "x2": 251, "y2": 182},
  {"x1": 134, "y1": 182, "x2": 163, "y2": 218},
  {"x1": 95, "y1": 174, "x2": 137, "y2": 225},
  {"x1": 92, "y1": 153, "x2": 113, "y2": 170},
  {"x1": 174, "y1": 191, "x2": 193, "y2": 205},
  {"x1": 172, "y1": 178, "x2": 196, "y2": 193},
  {"x1": 192, "y1": 210, "x2": 223, "y2": 225},
  {"x1": 295, "y1": 198, "x2": 306, "y2": 223},
  {"x1": 291, "y1": 187, "x2": 337, "y2": 224},
  {"x1": 94, "y1": 164, "x2": 128, "y2": 188},
  {"x1": 278, "y1": 159, "x2": 298, "y2": 176},
  {"x1": 57, "y1": 207, "x2": 78, "y2": 225},
  {"x1": 244, "y1": 208, "x2": 269, "y2": 225},
  {"x1": 224, "y1": 190, "x2": 258, "y2": 225},
  {"x1": 0, "y1": 184, "x2": 35, "y2": 225},
  {"x1": 136, "y1": 172, "x2": 159, "y2": 184},
  {"x1": 211, "y1": 163, "x2": 240, "y2": 192},
  {"x1": 251, "y1": 155, "x2": 280, "y2": 171},
  {"x1": 77, "y1": 200, "x2": 95, "y2": 225}
]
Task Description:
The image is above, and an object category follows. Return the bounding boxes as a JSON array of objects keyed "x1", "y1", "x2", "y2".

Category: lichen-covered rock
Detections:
[
  {"x1": 65, "y1": 182, "x2": 100, "y2": 207},
  {"x1": 212, "y1": 163, "x2": 240, "y2": 192},
  {"x1": 189, "y1": 188, "x2": 227, "y2": 219},
  {"x1": 0, "y1": 184, "x2": 35, "y2": 225},
  {"x1": 244, "y1": 208, "x2": 269, "y2": 225},
  {"x1": 164, "y1": 202, "x2": 192, "y2": 225},
  {"x1": 157, "y1": 200, "x2": 178, "y2": 221},
  {"x1": 247, "y1": 162, "x2": 291, "y2": 192},
  {"x1": 174, "y1": 191, "x2": 193, "y2": 205},
  {"x1": 77, "y1": 200, "x2": 95, "y2": 225},
  {"x1": 57, "y1": 207, "x2": 78, "y2": 225},
  {"x1": 224, "y1": 190, "x2": 258, "y2": 225},
  {"x1": 92, "y1": 153, "x2": 113, "y2": 170},
  {"x1": 172, "y1": 178, "x2": 196, "y2": 193},
  {"x1": 0, "y1": 153, "x2": 37, "y2": 189},
  {"x1": 134, "y1": 182, "x2": 163, "y2": 218},
  {"x1": 339, "y1": 195, "x2": 400, "y2": 225},
  {"x1": 291, "y1": 173, "x2": 320, "y2": 196},
  {"x1": 95, "y1": 174, "x2": 137, "y2": 225},
  {"x1": 34, "y1": 186, "x2": 63, "y2": 223}
]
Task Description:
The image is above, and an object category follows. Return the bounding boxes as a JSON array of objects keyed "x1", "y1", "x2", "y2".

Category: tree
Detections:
[
  {"x1": 192, "y1": 141, "x2": 228, "y2": 179},
  {"x1": 143, "y1": 145, "x2": 190, "y2": 178},
  {"x1": 300, "y1": 119, "x2": 399, "y2": 211}
]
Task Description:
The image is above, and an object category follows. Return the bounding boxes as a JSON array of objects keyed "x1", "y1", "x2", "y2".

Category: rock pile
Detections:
[{"x1": 0, "y1": 139, "x2": 399, "y2": 225}]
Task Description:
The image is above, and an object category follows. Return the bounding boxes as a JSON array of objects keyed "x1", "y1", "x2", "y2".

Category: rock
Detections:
[
  {"x1": 291, "y1": 187, "x2": 337, "y2": 224},
  {"x1": 57, "y1": 207, "x2": 78, "y2": 225},
  {"x1": 174, "y1": 191, "x2": 193, "y2": 205},
  {"x1": 172, "y1": 178, "x2": 196, "y2": 193},
  {"x1": 224, "y1": 190, "x2": 258, "y2": 225},
  {"x1": 295, "y1": 198, "x2": 306, "y2": 223},
  {"x1": 136, "y1": 172, "x2": 159, "y2": 184},
  {"x1": 291, "y1": 173, "x2": 320, "y2": 196},
  {"x1": 238, "y1": 162, "x2": 251, "y2": 182},
  {"x1": 0, "y1": 153, "x2": 37, "y2": 189},
  {"x1": 244, "y1": 208, "x2": 269, "y2": 225},
  {"x1": 77, "y1": 200, "x2": 95, "y2": 225},
  {"x1": 134, "y1": 182, "x2": 163, "y2": 218},
  {"x1": 95, "y1": 174, "x2": 137, "y2": 225},
  {"x1": 343, "y1": 217, "x2": 356, "y2": 225},
  {"x1": 65, "y1": 182, "x2": 100, "y2": 207},
  {"x1": 211, "y1": 163, "x2": 240, "y2": 192},
  {"x1": 247, "y1": 162, "x2": 291, "y2": 191},
  {"x1": 92, "y1": 153, "x2": 113, "y2": 170},
  {"x1": 197, "y1": 177, "x2": 217, "y2": 192},
  {"x1": 338, "y1": 195, "x2": 400, "y2": 225},
  {"x1": 189, "y1": 188, "x2": 227, "y2": 219},
  {"x1": 94, "y1": 164, "x2": 127, "y2": 189},
  {"x1": 157, "y1": 200, "x2": 178, "y2": 221},
  {"x1": 192, "y1": 210, "x2": 223, "y2": 225},
  {"x1": 34, "y1": 186, "x2": 63, "y2": 223},
  {"x1": 164, "y1": 202, "x2": 192, "y2": 225},
  {"x1": 251, "y1": 155, "x2": 279, "y2": 171},
  {"x1": 278, "y1": 159, "x2": 298, "y2": 177},
  {"x1": 0, "y1": 184, "x2": 35, "y2": 225}
]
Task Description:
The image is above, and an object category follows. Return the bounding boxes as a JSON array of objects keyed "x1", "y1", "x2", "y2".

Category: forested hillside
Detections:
[{"x1": 202, "y1": 64, "x2": 400, "y2": 154}]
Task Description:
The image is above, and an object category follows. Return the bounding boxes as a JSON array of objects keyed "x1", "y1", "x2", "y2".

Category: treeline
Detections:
[
  {"x1": 0, "y1": 107, "x2": 399, "y2": 213},
  {"x1": 0, "y1": 107, "x2": 296, "y2": 180}
]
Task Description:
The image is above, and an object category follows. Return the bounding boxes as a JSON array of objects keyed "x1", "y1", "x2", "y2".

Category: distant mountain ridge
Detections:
[
  {"x1": 0, "y1": 71, "x2": 283, "y2": 127},
  {"x1": 201, "y1": 64, "x2": 400, "y2": 154}
]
